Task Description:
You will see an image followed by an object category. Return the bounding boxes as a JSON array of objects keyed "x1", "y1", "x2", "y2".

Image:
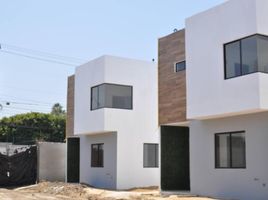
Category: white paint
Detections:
[
  {"x1": 80, "y1": 133, "x2": 117, "y2": 189},
  {"x1": 190, "y1": 112, "x2": 268, "y2": 200},
  {"x1": 37, "y1": 142, "x2": 66, "y2": 182},
  {"x1": 74, "y1": 55, "x2": 159, "y2": 189},
  {"x1": 186, "y1": 0, "x2": 268, "y2": 120}
]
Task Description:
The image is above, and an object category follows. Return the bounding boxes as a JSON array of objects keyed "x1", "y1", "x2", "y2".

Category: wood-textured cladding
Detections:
[
  {"x1": 158, "y1": 30, "x2": 186, "y2": 125},
  {"x1": 66, "y1": 75, "x2": 75, "y2": 138}
]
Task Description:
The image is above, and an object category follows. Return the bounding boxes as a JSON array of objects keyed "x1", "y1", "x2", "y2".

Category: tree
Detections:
[
  {"x1": 51, "y1": 103, "x2": 66, "y2": 116},
  {"x1": 0, "y1": 112, "x2": 66, "y2": 145}
]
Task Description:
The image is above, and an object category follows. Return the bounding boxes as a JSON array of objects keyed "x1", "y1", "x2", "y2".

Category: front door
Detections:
[
  {"x1": 67, "y1": 137, "x2": 80, "y2": 183},
  {"x1": 161, "y1": 126, "x2": 190, "y2": 191}
]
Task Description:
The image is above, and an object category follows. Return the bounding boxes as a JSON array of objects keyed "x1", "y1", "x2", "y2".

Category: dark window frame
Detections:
[
  {"x1": 215, "y1": 131, "x2": 246, "y2": 169},
  {"x1": 143, "y1": 143, "x2": 159, "y2": 168},
  {"x1": 174, "y1": 60, "x2": 186, "y2": 72},
  {"x1": 90, "y1": 83, "x2": 133, "y2": 111},
  {"x1": 224, "y1": 34, "x2": 268, "y2": 79},
  {"x1": 91, "y1": 143, "x2": 104, "y2": 168}
]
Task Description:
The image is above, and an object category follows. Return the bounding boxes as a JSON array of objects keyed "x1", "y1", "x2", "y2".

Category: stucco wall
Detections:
[
  {"x1": 37, "y1": 142, "x2": 66, "y2": 182},
  {"x1": 186, "y1": 0, "x2": 268, "y2": 119},
  {"x1": 190, "y1": 112, "x2": 268, "y2": 200},
  {"x1": 80, "y1": 133, "x2": 117, "y2": 189},
  {"x1": 74, "y1": 55, "x2": 159, "y2": 189}
]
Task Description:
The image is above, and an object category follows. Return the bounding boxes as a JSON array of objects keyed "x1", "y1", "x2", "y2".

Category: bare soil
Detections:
[{"x1": 0, "y1": 182, "x2": 218, "y2": 200}]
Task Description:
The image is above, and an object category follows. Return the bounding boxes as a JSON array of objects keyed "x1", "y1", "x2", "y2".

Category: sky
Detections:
[{"x1": 0, "y1": 0, "x2": 225, "y2": 118}]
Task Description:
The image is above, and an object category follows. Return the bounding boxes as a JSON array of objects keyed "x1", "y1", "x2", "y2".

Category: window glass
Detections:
[
  {"x1": 231, "y1": 133, "x2": 246, "y2": 168},
  {"x1": 175, "y1": 61, "x2": 186, "y2": 72},
  {"x1": 257, "y1": 35, "x2": 268, "y2": 73},
  {"x1": 105, "y1": 84, "x2": 132, "y2": 109},
  {"x1": 241, "y1": 36, "x2": 258, "y2": 75},
  {"x1": 225, "y1": 41, "x2": 241, "y2": 78},
  {"x1": 91, "y1": 84, "x2": 132, "y2": 110},
  {"x1": 91, "y1": 144, "x2": 104, "y2": 167},
  {"x1": 144, "y1": 144, "x2": 159, "y2": 168},
  {"x1": 215, "y1": 134, "x2": 230, "y2": 168},
  {"x1": 215, "y1": 132, "x2": 246, "y2": 168}
]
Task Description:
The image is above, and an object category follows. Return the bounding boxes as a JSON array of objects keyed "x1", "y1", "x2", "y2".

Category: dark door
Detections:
[
  {"x1": 67, "y1": 137, "x2": 80, "y2": 183},
  {"x1": 161, "y1": 126, "x2": 190, "y2": 191}
]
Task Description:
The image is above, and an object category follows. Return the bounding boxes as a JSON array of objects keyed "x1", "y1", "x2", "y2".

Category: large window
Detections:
[
  {"x1": 215, "y1": 131, "x2": 246, "y2": 168},
  {"x1": 144, "y1": 143, "x2": 159, "y2": 168},
  {"x1": 224, "y1": 34, "x2": 268, "y2": 79},
  {"x1": 91, "y1": 143, "x2": 104, "y2": 168},
  {"x1": 91, "y1": 83, "x2": 132, "y2": 110}
]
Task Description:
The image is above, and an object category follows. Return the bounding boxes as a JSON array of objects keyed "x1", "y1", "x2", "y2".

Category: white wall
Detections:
[
  {"x1": 190, "y1": 112, "x2": 268, "y2": 200},
  {"x1": 186, "y1": 0, "x2": 268, "y2": 120},
  {"x1": 80, "y1": 133, "x2": 117, "y2": 189},
  {"x1": 75, "y1": 55, "x2": 159, "y2": 189},
  {"x1": 37, "y1": 142, "x2": 66, "y2": 182}
]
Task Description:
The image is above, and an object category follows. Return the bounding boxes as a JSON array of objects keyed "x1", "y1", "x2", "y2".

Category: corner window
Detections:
[
  {"x1": 174, "y1": 61, "x2": 186, "y2": 72},
  {"x1": 91, "y1": 143, "x2": 104, "y2": 168},
  {"x1": 144, "y1": 143, "x2": 159, "y2": 168},
  {"x1": 215, "y1": 131, "x2": 246, "y2": 168},
  {"x1": 91, "y1": 83, "x2": 133, "y2": 110},
  {"x1": 224, "y1": 34, "x2": 268, "y2": 79}
]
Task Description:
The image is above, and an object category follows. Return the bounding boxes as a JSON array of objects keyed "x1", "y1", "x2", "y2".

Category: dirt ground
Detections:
[{"x1": 0, "y1": 182, "x2": 218, "y2": 200}]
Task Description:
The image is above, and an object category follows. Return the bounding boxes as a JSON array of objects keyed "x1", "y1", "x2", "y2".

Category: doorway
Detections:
[
  {"x1": 161, "y1": 126, "x2": 190, "y2": 191},
  {"x1": 67, "y1": 137, "x2": 80, "y2": 183}
]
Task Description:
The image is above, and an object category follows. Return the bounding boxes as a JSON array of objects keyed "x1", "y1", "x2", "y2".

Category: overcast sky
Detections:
[{"x1": 0, "y1": 0, "x2": 225, "y2": 118}]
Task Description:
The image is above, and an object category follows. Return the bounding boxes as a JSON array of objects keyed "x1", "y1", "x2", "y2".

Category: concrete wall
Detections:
[
  {"x1": 186, "y1": 0, "x2": 268, "y2": 120},
  {"x1": 37, "y1": 142, "x2": 66, "y2": 182},
  {"x1": 190, "y1": 112, "x2": 268, "y2": 200},
  {"x1": 74, "y1": 55, "x2": 159, "y2": 189},
  {"x1": 80, "y1": 133, "x2": 117, "y2": 189}
]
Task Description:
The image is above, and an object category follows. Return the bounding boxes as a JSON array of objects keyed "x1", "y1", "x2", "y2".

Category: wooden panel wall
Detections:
[
  {"x1": 66, "y1": 75, "x2": 75, "y2": 138},
  {"x1": 158, "y1": 29, "x2": 186, "y2": 125}
]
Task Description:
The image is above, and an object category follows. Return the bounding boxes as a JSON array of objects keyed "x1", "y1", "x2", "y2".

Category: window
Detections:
[
  {"x1": 215, "y1": 131, "x2": 246, "y2": 168},
  {"x1": 174, "y1": 61, "x2": 186, "y2": 72},
  {"x1": 91, "y1": 144, "x2": 104, "y2": 167},
  {"x1": 144, "y1": 143, "x2": 159, "y2": 168},
  {"x1": 224, "y1": 34, "x2": 268, "y2": 79},
  {"x1": 91, "y1": 83, "x2": 133, "y2": 110}
]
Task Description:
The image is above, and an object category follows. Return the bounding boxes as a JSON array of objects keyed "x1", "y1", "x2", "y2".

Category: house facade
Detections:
[
  {"x1": 159, "y1": 0, "x2": 268, "y2": 199},
  {"x1": 66, "y1": 55, "x2": 159, "y2": 190}
]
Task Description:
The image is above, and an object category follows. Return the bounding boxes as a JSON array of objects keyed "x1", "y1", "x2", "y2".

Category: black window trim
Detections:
[
  {"x1": 215, "y1": 131, "x2": 246, "y2": 169},
  {"x1": 91, "y1": 143, "x2": 104, "y2": 168},
  {"x1": 90, "y1": 83, "x2": 133, "y2": 111},
  {"x1": 174, "y1": 60, "x2": 186, "y2": 73},
  {"x1": 224, "y1": 33, "x2": 268, "y2": 80},
  {"x1": 143, "y1": 143, "x2": 159, "y2": 168}
]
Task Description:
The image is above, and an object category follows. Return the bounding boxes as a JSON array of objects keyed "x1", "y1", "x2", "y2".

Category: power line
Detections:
[
  {"x1": 0, "y1": 49, "x2": 79, "y2": 66},
  {"x1": 1, "y1": 43, "x2": 86, "y2": 63}
]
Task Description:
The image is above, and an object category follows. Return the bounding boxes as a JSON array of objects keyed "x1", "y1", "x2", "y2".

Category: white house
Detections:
[
  {"x1": 159, "y1": 0, "x2": 268, "y2": 199},
  {"x1": 66, "y1": 55, "x2": 159, "y2": 190}
]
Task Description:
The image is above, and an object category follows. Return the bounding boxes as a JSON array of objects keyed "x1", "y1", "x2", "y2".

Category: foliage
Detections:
[
  {"x1": 51, "y1": 103, "x2": 66, "y2": 116},
  {"x1": 0, "y1": 112, "x2": 66, "y2": 145}
]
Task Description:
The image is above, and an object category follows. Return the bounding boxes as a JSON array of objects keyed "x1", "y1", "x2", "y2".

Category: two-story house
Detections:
[
  {"x1": 159, "y1": 0, "x2": 268, "y2": 199},
  {"x1": 66, "y1": 55, "x2": 159, "y2": 190}
]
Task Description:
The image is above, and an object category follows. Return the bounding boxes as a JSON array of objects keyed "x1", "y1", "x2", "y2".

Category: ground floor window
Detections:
[
  {"x1": 91, "y1": 143, "x2": 104, "y2": 167},
  {"x1": 144, "y1": 143, "x2": 159, "y2": 168},
  {"x1": 215, "y1": 131, "x2": 246, "y2": 168}
]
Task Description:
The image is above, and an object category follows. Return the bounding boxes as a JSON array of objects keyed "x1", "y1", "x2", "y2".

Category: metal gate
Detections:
[{"x1": 0, "y1": 144, "x2": 37, "y2": 187}]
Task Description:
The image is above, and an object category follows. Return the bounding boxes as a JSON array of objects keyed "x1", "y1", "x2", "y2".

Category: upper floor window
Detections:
[
  {"x1": 224, "y1": 34, "x2": 268, "y2": 79},
  {"x1": 174, "y1": 61, "x2": 186, "y2": 72},
  {"x1": 215, "y1": 131, "x2": 246, "y2": 169},
  {"x1": 91, "y1": 83, "x2": 133, "y2": 110}
]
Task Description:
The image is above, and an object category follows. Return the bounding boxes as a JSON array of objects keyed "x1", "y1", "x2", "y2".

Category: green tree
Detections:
[
  {"x1": 51, "y1": 103, "x2": 66, "y2": 116},
  {"x1": 0, "y1": 112, "x2": 65, "y2": 145}
]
